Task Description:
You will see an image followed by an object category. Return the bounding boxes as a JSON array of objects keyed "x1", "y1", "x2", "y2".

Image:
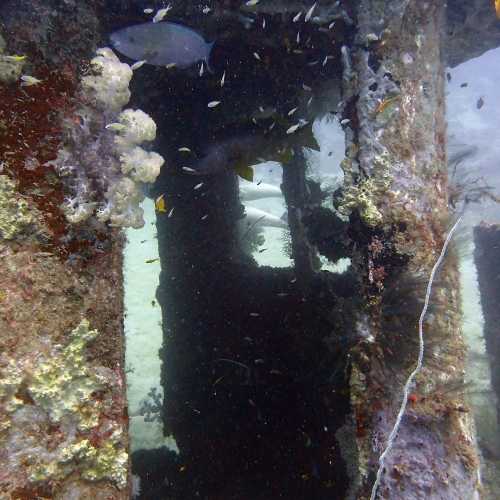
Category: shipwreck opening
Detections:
[{"x1": 118, "y1": 4, "x2": 360, "y2": 499}]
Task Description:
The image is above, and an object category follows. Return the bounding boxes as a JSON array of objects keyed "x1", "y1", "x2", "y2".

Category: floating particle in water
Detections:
[{"x1": 144, "y1": 8, "x2": 153, "y2": 14}]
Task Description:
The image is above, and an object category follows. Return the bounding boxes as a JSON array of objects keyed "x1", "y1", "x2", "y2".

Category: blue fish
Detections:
[{"x1": 109, "y1": 22, "x2": 214, "y2": 70}]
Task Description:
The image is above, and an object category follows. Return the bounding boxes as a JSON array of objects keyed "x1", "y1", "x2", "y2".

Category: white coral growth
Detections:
[
  {"x1": 120, "y1": 146, "x2": 164, "y2": 184},
  {"x1": 81, "y1": 48, "x2": 133, "y2": 112},
  {"x1": 56, "y1": 48, "x2": 165, "y2": 229},
  {"x1": 114, "y1": 109, "x2": 157, "y2": 151}
]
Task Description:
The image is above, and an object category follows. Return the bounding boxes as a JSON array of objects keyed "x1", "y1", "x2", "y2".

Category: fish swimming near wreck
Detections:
[
  {"x1": 109, "y1": 22, "x2": 214, "y2": 69},
  {"x1": 185, "y1": 124, "x2": 319, "y2": 181}
]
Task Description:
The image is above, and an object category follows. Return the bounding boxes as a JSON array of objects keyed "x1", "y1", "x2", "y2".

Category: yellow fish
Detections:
[
  {"x1": 375, "y1": 95, "x2": 400, "y2": 115},
  {"x1": 155, "y1": 194, "x2": 167, "y2": 213},
  {"x1": 5, "y1": 54, "x2": 27, "y2": 62}
]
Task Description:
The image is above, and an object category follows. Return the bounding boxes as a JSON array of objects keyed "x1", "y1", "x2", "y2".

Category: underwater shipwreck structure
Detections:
[{"x1": 1, "y1": 0, "x2": 500, "y2": 498}]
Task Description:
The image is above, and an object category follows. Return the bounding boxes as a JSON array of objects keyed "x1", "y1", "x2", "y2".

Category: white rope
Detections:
[{"x1": 370, "y1": 215, "x2": 463, "y2": 500}]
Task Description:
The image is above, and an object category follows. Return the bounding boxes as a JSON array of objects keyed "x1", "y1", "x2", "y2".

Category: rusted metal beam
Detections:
[{"x1": 337, "y1": 1, "x2": 481, "y2": 498}]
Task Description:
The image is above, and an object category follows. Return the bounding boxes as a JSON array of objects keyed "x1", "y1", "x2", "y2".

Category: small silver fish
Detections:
[
  {"x1": 199, "y1": 62, "x2": 204, "y2": 76},
  {"x1": 245, "y1": 0, "x2": 260, "y2": 5},
  {"x1": 144, "y1": 8, "x2": 153, "y2": 14},
  {"x1": 293, "y1": 12, "x2": 302, "y2": 22},
  {"x1": 208, "y1": 100, "x2": 221, "y2": 108},
  {"x1": 178, "y1": 147, "x2": 192, "y2": 152},
  {"x1": 153, "y1": 6, "x2": 172, "y2": 23},
  {"x1": 20, "y1": 75, "x2": 42, "y2": 86},
  {"x1": 220, "y1": 70, "x2": 226, "y2": 87},
  {"x1": 182, "y1": 166, "x2": 197, "y2": 173},
  {"x1": 305, "y1": 2, "x2": 317, "y2": 22},
  {"x1": 131, "y1": 59, "x2": 147, "y2": 70},
  {"x1": 194, "y1": 183, "x2": 204, "y2": 190},
  {"x1": 105, "y1": 123, "x2": 127, "y2": 131},
  {"x1": 288, "y1": 107, "x2": 298, "y2": 116},
  {"x1": 286, "y1": 124, "x2": 300, "y2": 134},
  {"x1": 253, "y1": 52, "x2": 261, "y2": 61}
]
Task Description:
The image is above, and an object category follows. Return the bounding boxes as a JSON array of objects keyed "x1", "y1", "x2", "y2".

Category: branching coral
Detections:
[{"x1": 53, "y1": 48, "x2": 165, "y2": 228}]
